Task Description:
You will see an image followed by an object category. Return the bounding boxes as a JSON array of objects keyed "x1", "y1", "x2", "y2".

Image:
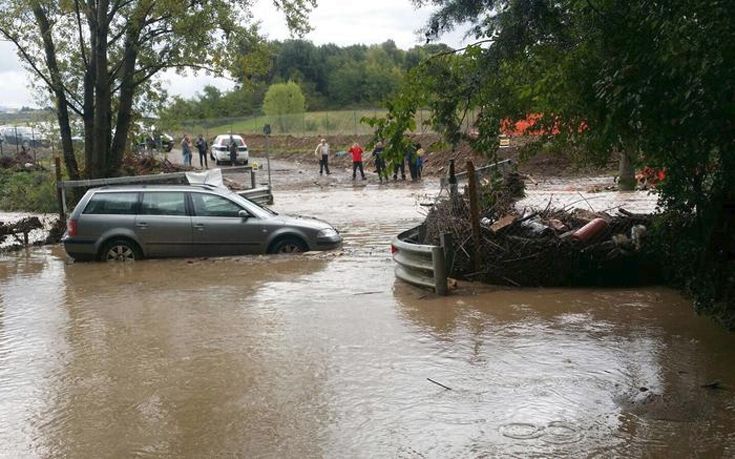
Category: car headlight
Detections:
[{"x1": 317, "y1": 228, "x2": 339, "y2": 239}]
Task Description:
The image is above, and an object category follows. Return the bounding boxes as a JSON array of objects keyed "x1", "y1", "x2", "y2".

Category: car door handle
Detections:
[
  {"x1": 136, "y1": 222, "x2": 148, "y2": 229},
  {"x1": 193, "y1": 223, "x2": 205, "y2": 231}
]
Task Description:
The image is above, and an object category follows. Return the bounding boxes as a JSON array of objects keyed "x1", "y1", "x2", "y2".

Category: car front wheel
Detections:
[
  {"x1": 101, "y1": 239, "x2": 141, "y2": 262},
  {"x1": 270, "y1": 237, "x2": 307, "y2": 254}
]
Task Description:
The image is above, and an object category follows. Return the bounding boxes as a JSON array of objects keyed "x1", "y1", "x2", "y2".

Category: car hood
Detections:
[{"x1": 272, "y1": 214, "x2": 335, "y2": 231}]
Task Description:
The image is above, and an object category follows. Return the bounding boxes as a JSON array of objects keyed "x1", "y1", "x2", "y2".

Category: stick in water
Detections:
[{"x1": 427, "y1": 378, "x2": 453, "y2": 390}]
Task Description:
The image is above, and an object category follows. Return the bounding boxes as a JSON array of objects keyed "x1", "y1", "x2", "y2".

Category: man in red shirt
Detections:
[{"x1": 348, "y1": 142, "x2": 366, "y2": 180}]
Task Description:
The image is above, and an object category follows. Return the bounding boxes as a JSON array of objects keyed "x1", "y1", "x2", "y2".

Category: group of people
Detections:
[
  {"x1": 180, "y1": 134, "x2": 239, "y2": 168},
  {"x1": 180, "y1": 134, "x2": 210, "y2": 168},
  {"x1": 315, "y1": 138, "x2": 425, "y2": 183}
]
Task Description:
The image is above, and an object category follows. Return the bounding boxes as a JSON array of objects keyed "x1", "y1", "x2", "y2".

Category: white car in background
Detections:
[{"x1": 210, "y1": 134, "x2": 249, "y2": 165}]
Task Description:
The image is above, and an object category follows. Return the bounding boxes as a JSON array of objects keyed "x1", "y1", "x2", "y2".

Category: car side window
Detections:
[
  {"x1": 83, "y1": 192, "x2": 139, "y2": 215},
  {"x1": 191, "y1": 193, "x2": 245, "y2": 217},
  {"x1": 140, "y1": 192, "x2": 187, "y2": 216}
]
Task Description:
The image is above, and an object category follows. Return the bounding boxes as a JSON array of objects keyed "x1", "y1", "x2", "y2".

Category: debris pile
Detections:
[
  {"x1": 422, "y1": 173, "x2": 656, "y2": 287},
  {"x1": 0, "y1": 152, "x2": 43, "y2": 171},
  {"x1": 120, "y1": 153, "x2": 189, "y2": 175},
  {"x1": 0, "y1": 217, "x2": 44, "y2": 246}
]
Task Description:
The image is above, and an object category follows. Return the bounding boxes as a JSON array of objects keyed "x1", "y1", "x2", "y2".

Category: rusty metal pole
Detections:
[
  {"x1": 54, "y1": 156, "x2": 66, "y2": 223},
  {"x1": 466, "y1": 161, "x2": 482, "y2": 272},
  {"x1": 448, "y1": 159, "x2": 458, "y2": 201}
]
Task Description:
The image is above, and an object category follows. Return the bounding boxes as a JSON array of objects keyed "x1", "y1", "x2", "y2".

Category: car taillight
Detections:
[
  {"x1": 390, "y1": 245, "x2": 398, "y2": 254},
  {"x1": 67, "y1": 219, "x2": 78, "y2": 237}
]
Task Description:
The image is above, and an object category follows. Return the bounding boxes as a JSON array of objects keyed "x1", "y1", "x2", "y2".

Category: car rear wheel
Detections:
[
  {"x1": 101, "y1": 239, "x2": 141, "y2": 262},
  {"x1": 270, "y1": 237, "x2": 307, "y2": 254}
]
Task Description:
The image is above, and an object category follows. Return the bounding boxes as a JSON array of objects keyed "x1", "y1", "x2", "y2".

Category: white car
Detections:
[{"x1": 210, "y1": 134, "x2": 249, "y2": 165}]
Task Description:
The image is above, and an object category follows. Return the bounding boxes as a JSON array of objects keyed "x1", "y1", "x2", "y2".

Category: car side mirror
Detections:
[{"x1": 238, "y1": 210, "x2": 250, "y2": 219}]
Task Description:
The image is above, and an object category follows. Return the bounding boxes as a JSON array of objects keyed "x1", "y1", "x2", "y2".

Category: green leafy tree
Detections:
[
  {"x1": 0, "y1": 0, "x2": 314, "y2": 179},
  {"x1": 263, "y1": 81, "x2": 306, "y2": 132}
]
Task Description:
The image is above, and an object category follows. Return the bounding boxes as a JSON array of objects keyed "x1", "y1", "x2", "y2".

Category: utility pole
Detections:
[{"x1": 263, "y1": 124, "x2": 272, "y2": 188}]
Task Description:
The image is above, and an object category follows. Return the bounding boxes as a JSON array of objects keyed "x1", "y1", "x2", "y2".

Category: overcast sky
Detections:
[{"x1": 0, "y1": 0, "x2": 468, "y2": 108}]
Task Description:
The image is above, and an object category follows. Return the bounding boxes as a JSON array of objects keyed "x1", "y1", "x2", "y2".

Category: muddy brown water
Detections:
[{"x1": 1, "y1": 182, "x2": 734, "y2": 457}]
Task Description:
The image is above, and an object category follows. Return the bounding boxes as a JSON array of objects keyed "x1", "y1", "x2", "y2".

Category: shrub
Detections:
[{"x1": 0, "y1": 169, "x2": 58, "y2": 213}]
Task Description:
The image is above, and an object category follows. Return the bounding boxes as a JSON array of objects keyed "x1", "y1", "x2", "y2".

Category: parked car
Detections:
[
  {"x1": 210, "y1": 134, "x2": 249, "y2": 165},
  {"x1": 62, "y1": 184, "x2": 342, "y2": 262},
  {"x1": 0, "y1": 125, "x2": 47, "y2": 148},
  {"x1": 135, "y1": 132, "x2": 174, "y2": 153}
]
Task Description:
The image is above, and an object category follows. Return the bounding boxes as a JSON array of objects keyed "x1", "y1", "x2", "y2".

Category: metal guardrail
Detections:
[
  {"x1": 440, "y1": 159, "x2": 514, "y2": 188},
  {"x1": 56, "y1": 164, "x2": 273, "y2": 219},
  {"x1": 238, "y1": 186, "x2": 273, "y2": 206},
  {"x1": 391, "y1": 226, "x2": 452, "y2": 295}
]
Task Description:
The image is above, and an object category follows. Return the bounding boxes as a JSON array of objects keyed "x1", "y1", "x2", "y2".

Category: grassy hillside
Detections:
[{"x1": 160, "y1": 109, "x2": 437, "y2": 138}]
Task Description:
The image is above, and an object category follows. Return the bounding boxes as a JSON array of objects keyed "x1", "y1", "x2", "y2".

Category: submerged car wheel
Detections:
[
  {"x1": 101, "y1": 239, "x2": 141, "y2": 262},
  {"x1": 271, "y1": 237, "x2": 307, "y2": 254}
]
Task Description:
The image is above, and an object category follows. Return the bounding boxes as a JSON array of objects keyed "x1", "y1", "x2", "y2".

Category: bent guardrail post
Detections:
[
  {"x1": 440, "y1": 232, "x2": 455, "y2": 274},
  {"x1": 392, "y1": 226, "x2": 451, "y2": 296},
  {"x1": 432, "y1": 246, "x2": 448, "y2": 295}
]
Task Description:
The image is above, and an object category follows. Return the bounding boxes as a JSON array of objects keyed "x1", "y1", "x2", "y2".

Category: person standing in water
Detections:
[
  {"x1": 372, "y1": 141, "x2": 387, "y2": 183},
  {"x1": 348, "y1": 142, "x2": 366, "y2": 180}
]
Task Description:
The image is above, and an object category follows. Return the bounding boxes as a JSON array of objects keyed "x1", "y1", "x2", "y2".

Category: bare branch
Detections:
[
  {"x1": 422, "y1": 38, "x2": 495, "y2": 64},
  {"x1": 73, "y1": 0, "x2": 88, "y2": 66}
]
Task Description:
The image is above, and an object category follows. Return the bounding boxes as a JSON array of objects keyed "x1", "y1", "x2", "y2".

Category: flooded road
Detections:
[{"x1": 1, "y1": 182, "x2": 734, "y2": 457}]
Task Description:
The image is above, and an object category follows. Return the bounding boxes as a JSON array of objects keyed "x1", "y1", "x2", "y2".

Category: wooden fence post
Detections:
[
  {"x1": 466, "y1": 161, "x2": 482, "y2": 272},
  {"x1": 54, "y1": 156, "x2": 66, "y2": 223}
]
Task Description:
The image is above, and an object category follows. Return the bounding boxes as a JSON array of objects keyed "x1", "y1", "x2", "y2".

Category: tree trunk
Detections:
[
  {"x1": 83, "y1": 56, "x2": 95, "y2": 177},
  {"x1": 110, "y1": 34, "x2": 139, "y2": 171},
  {"x1": 618, "y1": 150, "x2": 636, "y2": 191},
  {"x1": 90, "y1": 0, "x2": 112, "y2": 178},
  {"x1": 32, "y1": 5, "x2": 80, "y2": 180}
]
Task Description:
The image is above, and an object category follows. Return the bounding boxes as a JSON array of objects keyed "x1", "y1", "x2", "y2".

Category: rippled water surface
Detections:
[{"x1": 1, "y1": 184, "x2": 734, "y2": 457}]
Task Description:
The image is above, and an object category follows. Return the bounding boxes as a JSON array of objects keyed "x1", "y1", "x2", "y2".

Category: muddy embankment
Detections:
[{"x1": 244, "y1": 133, "x2": 614, "y2": 178}]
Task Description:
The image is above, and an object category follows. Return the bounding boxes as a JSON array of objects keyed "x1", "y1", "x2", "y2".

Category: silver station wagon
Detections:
[{"x1": 62, "y1": 185, "x2": 342, "y2": 261}]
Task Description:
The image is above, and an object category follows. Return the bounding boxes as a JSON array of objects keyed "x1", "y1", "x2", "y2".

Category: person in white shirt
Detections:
[{"x1": 315, "y1": 138, "x2": 331, "y2": 175}]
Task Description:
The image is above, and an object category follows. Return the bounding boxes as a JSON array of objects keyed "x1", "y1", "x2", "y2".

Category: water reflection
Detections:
[{"x1": 40, "y1": 255, "x2": 332, "y2": 457}]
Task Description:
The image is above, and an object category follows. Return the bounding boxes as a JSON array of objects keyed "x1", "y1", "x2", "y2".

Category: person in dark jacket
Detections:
[
  {"x1": 228, "y1": 136, "x2": 238, "y2": 165},
  {"x1": 372, "y1": 141, "x2": 387, "y2": 183},
  {"x1": 407, "y1": 142, "x2": 418, "y2": 181},
  {"x1": 195, "y1": 134, "x2": 208, "y2": 168},
  {"x1": 392, "y1": 152, "x2": 406, "y2": 181}
]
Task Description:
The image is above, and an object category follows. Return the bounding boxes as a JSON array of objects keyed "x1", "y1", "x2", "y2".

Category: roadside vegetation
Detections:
[
  {"x1": 371, "y1": 0, "x2": 734, "y2": 325},
  {"x1": 0, "y1": 167, "x2": 56, "y2": 214}
]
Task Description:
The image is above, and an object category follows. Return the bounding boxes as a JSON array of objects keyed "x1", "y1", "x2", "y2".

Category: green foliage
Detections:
[
  {"x1": 263, "y1": 81, "x2": 306, "y2": 133},
  {"x1": 361, "y1": 79, "x2": 418, "y2": 172},
  {"x1": 0, "y1": 169, "x2": 57, "y2": 213},
  {"x1": 157, "y1": 40, "x2": 455, "y2": 122}
]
